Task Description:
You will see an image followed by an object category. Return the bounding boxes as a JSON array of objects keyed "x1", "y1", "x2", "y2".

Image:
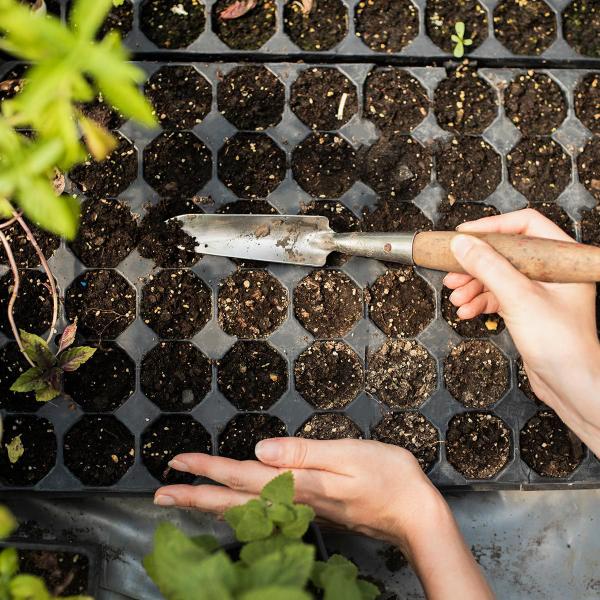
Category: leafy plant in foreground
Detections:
[{"x1": 451, "y1": 22, "x2": 473, "y2": 58}]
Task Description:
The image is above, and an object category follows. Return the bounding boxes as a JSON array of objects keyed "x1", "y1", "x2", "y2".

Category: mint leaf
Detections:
[
  {"x1": 58, "y1": 346, "x2": 97, "y2": 372},
  {"x1": 18, "y1": 330, "x2": 55, "y2": 369},
  {"x1": 225, "y1": 500, "x2": 273, "y2": 543},
  {"x1": 243, "y1": 543, "x2": 315, "y2": 589},
  {"x1": 0, "y1": 506, "x2": 17, "y2": 539},
  {"x1": 261, "y1": 471, "x2": 294, "y2": 505},
  {"x1": 58, "y1": 320, "x2": 78, "y2": 354},
  {"x1": 267, "y1": 502, "x2": 295, "y2": 525},
  {"x1": 35, "y1": 385, "x2": 61, "y2": 403},
  {"x1": 240, "y1": 535, "x2": 295, "y2": 566},
  {"x1": 357, "y1": 579, "x2": 381, "y2": 600},
  {"x1": 313, "y1": 555, "x2": 379, "y2": 600},
  {"x1": 9, "y1": 574, "x2": 52, "y2": 600},
  {"x1": 10, "y1": 367, "x2": 46, "y2": 393},
  {"x1": 280, "y1": 504, "x2": 314, "y2": 539},
  {"x1": 5, "y1": 435, "x2": 24, "y2": 464},
  {"x1": 0, "y1": 548, "x2": 18, "y2": 577},
  {"x1": 240, "y1": 586, "x2": 311, "y2": 600},
  {"x1": 191, "y1": 534, "x2": 220, "y2": 554}
]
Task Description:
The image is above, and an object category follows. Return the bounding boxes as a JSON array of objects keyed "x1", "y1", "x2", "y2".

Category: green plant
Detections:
[
  {"x1": 144, "y1": 472, "x2": 379, "y2": 600},
  {"x1": 451, "y1": 21, "x2": 472, "y2": 58}
]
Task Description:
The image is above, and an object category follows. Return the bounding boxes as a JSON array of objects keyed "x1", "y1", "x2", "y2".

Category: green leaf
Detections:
[
  {"x1": 313, "y1": 555, "x2": 380, "y2": 600},
  {"x1": 10, "y1": 367, "x2": 46, "y2": 393},
  {"x1": 357, "y1": 579, "x2": 381, "y2": 600},
  {"x1": 10, "y1": 574, "x2": 51, "y2": 600},
  {"x1": 261, "y1": 472, "x2": 294, "y2": 505},
  {"x1": 190, "y1": 534, "x2": 220, "y2": 554},
  {"x1": 240, "y1": 586, "x2": 311, "y2": 600},
  {"x1": 0, "y1": 548, "x2": 18, "y2": 577},
  {"x1": 0, "y1": 506, "x2": 17, "y2": 539},
  {"x1": 243, "y1": 543, "x2": 315, "y2": 589},
  {"x1": 70, "y1": 0, "x2": 113, "y2": 40},
  {"x1": 463, "y1": 38, "x2": 473, "y2": 46},
  {"x1": 5, "y1": 435, "x2": 24, "y2": 464},
  {"x1": 225, "y1": 500, "x2": 273, "y2": 543},
  {"x1": 35, "y1": 385, "x2": 61, "y2": 403},
  {"x1": 113, "y1": 0, "x2": 125, "y2": 6},
  {"x1": 0, "y1": 198, "x2": 13, "y2": 219},
  {"x1": 239, "y1": 535, "x2": 295, "y2": 566},
  {"x1": 19, "y1": 330, "x2": 55, "y2": 369},
  {"x1": 267, "y1": 502, "x2": 295, "y2": 525},
  {"x1": 455, "y1": 21, "x2": 465, "y2": 38},
  {"x1": 58, "y1": 346, "x2": 97, "y2": 372},
  {"x1": 280, "y1": 504, "x2": 314, "y2": 539},
  {"x1": 453, "y1": 42, "x2": 464, "y2": 58},
  {"x1": 78, "y1": 115, "x2": 117, "y2": 161},
  {"x1": 450, "y1": 34, "x2": 460, "y2": 43}
]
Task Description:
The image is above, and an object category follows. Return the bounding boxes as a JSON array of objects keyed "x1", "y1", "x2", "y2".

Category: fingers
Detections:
[
  {"x1": 456, "y1": 292, "x2": 500, "y2": 319},
  {"x1": 154, "y1": 484, "x2": 255, "y2": 512},
  {"x1": 449, "y1": 278, "x2": 485, "y2": 306},
  {"x1": 443, "y1": 272, "x2": 474, "y2": 289}
]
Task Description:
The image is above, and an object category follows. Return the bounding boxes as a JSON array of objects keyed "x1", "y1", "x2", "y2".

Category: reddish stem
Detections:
[{"x1": 0, "y1": 213, "x2": 20, "y2": 230}]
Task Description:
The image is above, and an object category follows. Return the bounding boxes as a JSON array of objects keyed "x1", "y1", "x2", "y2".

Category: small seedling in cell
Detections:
[{"x1": 451, "y1": 21, "x2": 473, "y2": 58}]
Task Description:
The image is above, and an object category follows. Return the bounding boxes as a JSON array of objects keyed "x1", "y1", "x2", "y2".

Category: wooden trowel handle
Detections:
[{"x1": 413, "y1": 231, "x2": 600, "y2": 283}]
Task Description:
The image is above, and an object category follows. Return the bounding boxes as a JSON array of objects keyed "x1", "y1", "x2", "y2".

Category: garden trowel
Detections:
[{"x1": 172, "y1": 214, "x2": 600, "y2": 283}]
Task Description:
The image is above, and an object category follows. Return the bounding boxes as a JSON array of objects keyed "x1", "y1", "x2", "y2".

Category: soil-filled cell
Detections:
[
  {"x1": 218, "y1": 340, "x2": 287, "y2": 410},
  {"x1": 367, "y1": 340, "x2": 436, "y2": 409},
  {"x1": 80, "y1": 93, "x2": 125, "y2": 131},
  {"x1": 581, "y1": 205, "x2": 600, "y2": 246},
  {"x1": 574, "y1": 73, "x2": 600, "y2": 134},
  {"x1": 516, "y1": 356, "x2": 541, "y2": 403},
  {"x1": 295, "y1": 340, "x2": 364, "y2": 409},
  {"x1": 0, "y1": 343, "x2": 43, "y2": 412},
  {"x1": 140, "y1": 0, "x2": 206, "y2": 49},
  {"x1": 64, "y1": 415, "x2": 134, "y2": 486},
  {"x1": 444, "y1": 340, "x2": 509, "y2": 408},
  {"x1": 218, "y1": 414, "x2": 287, "y2": 460},
  {"x1": 563, "y1": 0, "x2": 600, "y2": 57},
  {"x1": 362, "y1": 200, "x2": 432, "y2": 234},
  {"x1": 296, "y1": 413, "x2": 362, "y2": 440},
  {"x1": 441, "y1": 287, "x2": 505, "y2": 338},
  {"x1": 577, "y1": 136, "x2": 600, "y2": 202},
  {"x1": 98, "y1": 0, "x2": 133, "y2": 37},
  {"x1": 436, "y1": 198, "x2": 499, "y2": 231},
  {"x1": 142, "y1": 414, "x2": 212, "y2": 484},
  {"x1": 212, "y1": 0, "x2": 276, "y2": 50},
  {"x1": 284, "y1": 0, "x2": 347, "y2": 51},
  {"x1": 0, "y1": 221, "x2": 59, "y2": 269},
  {"x1": 528, "y1": 203, "x2": 575, "y2": 238},
  {"x1": 141, "y1": 269, "x2": 212, "y2": 339}
]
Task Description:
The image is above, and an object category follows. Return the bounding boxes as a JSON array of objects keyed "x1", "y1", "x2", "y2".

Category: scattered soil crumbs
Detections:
[
  {"x1": 140, "y1": 0, "x2": 206, "y2": 49},
  {"x1": 144, "y1": 131, "x2": 212, "y2": 196},
  {"x1": 145, "y1": 65, "x2": 212, "y2": 129},
  {"x1": 292, "y1": 133, "x2": 357, "y2": 198},
  {"x1": 355, "y1": 0, "x2": 419, "y2": 53},
  {"x1": 65, "y1": 270, "x2": 136, "y2": 339},
  {"x1": 284, "y1": 0, "x2": 348, "y2": 51},
  {"x1": 574, "y1": 73, "x2": 600, "y2": 134},
  {"x1": 0, "y1": 343, "x2": 42, "y2": 411},
  {"x1": 69, "y1": 132, "x2": 137, "y2": 198},
  {"x1": 529, "y1": 202, "x2": 575, "y2": 237},
  {"x1": 141, "y1": 341, "x2": 211, "y2": 410},
  {"x1": 218, "y1": 340, "x2": 287, "y2": 410},
  {"x1": 378, "y1": 545, "x2": 408, "y2": 573},
  {"x1": 80, "y1": 93, "x2": 125, "y2": 130},
  {"x1": 64, "y1": 343, "x2": 135, "y2": 412},
  {"x1": 142, "y1": 414, "x2": 211, "y2": 484},
  {"x1": 563, "y1": 0, "x2": 600, "y2": 58},
  {"x1": 64, "y1": 415, "x2": 134, "y2": 486},
  {"x1": 442, "y1": 287, "x2": 505, "y2": 338},
  {"x1": 212, "y1": 0, "x2": 276, "y2": 50},
  {"x1": 98, "y1": 0, "x2": 133, "y2": 38},
  {"x1": 493, "y1": 0, "x2": 557, "y2": 55},
  {"x1": 367, "y1": 340, "x2": 436, "y2": 408},
  {"x1": 507, "y1": 137, "x2": 571, "y2": 203},
  {"x1": 294, "y1": 340, "x2": 363, "y2": 409},
  {"x1": 141, "y1": 269, "x2": 211, "y2": 339},
  {"x1": 0, "y1": 416, "x2": 56, "y2": 486},
  {"x1": 434, "y1": 66, "x2": 498, "y2": 134},
  {"x1": 0, "y1": 221, "x2": 59, "y2": 268},
  {"x1": 520, "y1": 410, "x2": 584, "y2": 477},
  {"x1": 218, "y1": 66, "x2": 284, "y2": 131},
  {"x1": 372, "y1": 412, "x2": 439, "y2": 471},
  {"x1": 581, "y1": 205, "x2": 600, "y2": 246},
  {"x1": 362, "y1": 200, "x2": 432, "y2": 235},
  {"x1": 294, "y1": 269, "x2": 362, "y2": 338},
  {"x1": 218, "y1": 269, "x2": 288, "y2": 338},
  {"x1": 0, "y1": 65, "x2": 28, "y2": 104},
  {"x1": 444, "y1": 340, "x2": 509, "y2": 407},
  {"x1": 436, "y1": 197, "x2": 499, "y2": 230},
  {"x1": 19, "y1": 549, "x2": 89, "y2": 596},
  {"x1": 218, "y1": 414, "x2": 287, "y2": 460},
  {"x1": 516, "y1": 357, "x2": 541, "y2": 403},
  {"x1": 577, "y1": 136, "x2": 600, "y2": 202},
  {"x1": 297, "y1": 413, "x2": 362, "y2": 440},
  {"x1": 446, "y1": 412, "x2": 511, "y2": 479},
  {"x1": 368, "y1": 268, "x2": 435, "y2": 337}
]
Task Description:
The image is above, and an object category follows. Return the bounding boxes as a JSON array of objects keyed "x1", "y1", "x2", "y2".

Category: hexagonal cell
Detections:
[
  {"x1": 520, "y1": 410, "x2": 584, "y2": 477},
  {"x1": 371, "y1": 412, "x2": 439, "y2": 471},
  {"x1": 64, "y1": 343, "x2": 135, "y2": 412},
  {"x1": 444, "y1": 340, "x2": 509, "y2": 408},
  {"x1": 142, "y1": 414, "x2": 211, "y2": 484},
  {"x1": 574, "y1": 73, "x2": 600, "y2": 134},
  {"x1": 368, "y1": 268, "x2": 435, "y2": 338},
  {"x1": 362, "y1": 200, "x2": 432, "y2": 234},
  {"x1": 218, "y1": 269, "x2": 288, "y2": 338},
  {"x1": 441, "y1": 287, "x2": 505, "y2": 338},
  {"x1": 98, "y1": 0, "x2": 133, "y2": 37},
  {"x1": 64, "y1": 415, "x2": 134, "y2": 486},
  {"x1": 80, "y1": 94, "x2": 125, "y2": 130},
  {"x1": 435, "y1": 137, "x2": 501, "y2": 202},
  {"x1": 141, "y1": 269, "x2": 212, "y2": 339},
  {"x1": 581, "y1": 205, "x2": 600, "y2": 246},
  {"x1": 294, "y1": 340, "x2": 363, "y2": 409},
  {"x1": 65, "y1": 270, "x2": 136, "y2": 339},
  {"x1": 294, "y1": 269, "x2": 362, "y2": 338},
  {"x1": 436, "y1": 197, "x2": 499, "y2": 230},
  {"x1": 493, "y1": 0, "x2": 557, "y2": 56},
  {"x1": 516, "y1": 356, "x2": 541, "y2": 403},
  {"x1": 0, "y1": 343, "x2": 43, "y2": 412},
  {"x1": 69, "y1": 132, "x2": 137, "y2": 198},
  {"x1": 218, "y1": 66, "x2": 284, "y2": 131},
  {"x1": 0, "y1": 220, "x2": 59, "y2": 269},
  {"x1": 355, "y1": 0, "x2": 418, "y2": 53},
  {"x1": 296, "y1": 413, "x2": 362, "y2": 440},
  {"x1": 563, "y1": 0, "x2": 600, "y2": 57},
  {"x1": 446, "y1": 412, "x2": 511, "y2": 479},
  {"x1": 367, "y1": 340, "x2": 436, "y2": 409},
  {"x1": 0, "y1": 415, "x2": 56, "y2": 486},
  {"x1": 291, "y1": 67, "x2": 358, "y2": 130},
  {"x1": 212, "y1": 0, "x2": 276, "y2": 50},
  {"x1": 507, "y1": 137, "x2": 571, "y2": 203},
  {"x1": 528, "y1": 202, "x2": 575, "y2": 238},
  {"x1": 578, "y1": 136, "x2": 600, "y2": 203},
  {"x1": 284, "y1": 0, "x2": 347, "y2": 51},
  {"x1": 218, "y1": 414, "x2": 287, "y2": 460},
  {"x1": 434, "y1": 65, "x2": 498, "y2": 134},
  {"x1": 145, "y1": 66, "x2": 212, "y2": 129},
  {"x1": 218, "y1": 340, "x2": 287, "y2": 410},
  {"x1": 144, "y1": 131, "x2": 212, "y2": 197},
  {"x1": 140, "y1": 0, "x2": 206, "y2": 49}
]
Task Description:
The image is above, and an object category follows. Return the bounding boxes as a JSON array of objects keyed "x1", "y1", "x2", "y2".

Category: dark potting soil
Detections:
[
  {"x1": 493, "y1": 0, "x2": 557, "y2": 56},
  {"x1": 367, "y1": 340, "x2": 436, "y2": 409},
  {"x1": 23, "y1": 0, "x2": 60, "y2": 14},
  {"x1": 291, "y1": 67, "x2": 358, "y2": 131},
  {"x1": 436, "y1": 197, "x2": 499, "y2": 230},
  {"x1": 141, "y1": 269, "x2": 211, "y2": 339},
  {"x1": 0, "y1": 343, "x2": 42, "y2": 411},
  {"x1": 371, "y1": 412, "x2": 439, "y2": 471},
  {"x1": 98, "y1": 0, "x2": 133, "y2": 38},
  {"x1": 435, "y1": 136, "x2": 501, "y2": 202},
  {"x1": 218, "y1": 340, "x2": 287, "y2": 410},
  {"x1": 574, "y1": 73, "x2": 600, "y2": 134},
  {"x1": 362, "y1": 200, "x2": 432, "y2": 235},
  {"x1": 294, "y1": 269, "x2": 362, "y2": 338},
  {"x1": 218, "y1": 132, "x2": 285, "y2": 198},
  {"x1": 63, "y1": 415, "x2": 134, "y2": 486},
  {"x1": 433, "y1": 66, "x2": 498, "y2": 134},
  {"x1": 446, "y1": 412, "x2": 511, "y2": 479},
  {"x1": 444, "y1": 340, "x2": 509, "y2": 408},
  {"x1": 218, "y1": 269, "x2": 288, "y2": 338},
  {"x1": 0, "y1": 221, "x2": 59, "y2": 269},
  {"x1": 65, "y1": 270, "x2": 136, "y2": 339},
  {"x1": 141, "y1": 341, "x2": 211, "y2": 411},
  {"x1": 296, "y1": 413, "x2": 363, "y2": 440},
  {"x1": 378, "y1": 545, "x2": 408, "y2": 573},
  {"x1": 145, "y1": 65, "x2": 212, "y2": 130},
  {"x1": 140, "y1": 0, "x2": 206, "y2": 49},
  {"x1": 212, "y1": 0, "x2": 276, "y2": 50},
  {"x1": 218, "y1": 65, "x2": 284, "y2": 131},
  {"x1": 529, "y1": 202, "x2": 575, "y2": 238},
  {"x1": 516, "y1": 357, "x2": 541, "y2": 403},
  {"x1": 141, "y1": 414, "x2": 212, "y2": 485},
  {"x1": 284, "y1": 0, "x2": 347, "y2": 51},
  {"x1": 64, "y1": 343, "x2": 135, "y2": 412},
  {"x1": 520, "y1": 410, "x2": 584, "y2": 477},
  {"x1": 577, "y1": 136, "x2": 600, "y2": 203},
  {"x1": 0, "y1": 64, "x2": 28, "y2": 104},
  {"x1": 368, "y1": 268, "x2": 435, "y2": 338},
  {"x1": 218, "y1": 414, "x2": 287, "y2": 460},
  {"x1": 563, "y1": 0, "x2": 600, "y2": 58},
  {"x1": 0, "y1": 415, "x2": 56, "y2": 486},
  {"x1": 581, "y1": 205, "x2": 600, "y2": 246},
  {"x1": 143, "y1": 131, "x2": 212, "y2": 197},
  {"x1": 19, "y1": 549, "x2": 89, "y2": 596},
  {"x1": 354, "y1": 0, "x2": 418, "y2": 53},
  {"x1": 294, "y1": 340, "x2": 363, "y2": 409},
  {"x1": 80, "y1": 93, "x2": 125, "y2": 130},
  {"x1": 292, "y1": 133, "x2": 357, "y2": 198}
]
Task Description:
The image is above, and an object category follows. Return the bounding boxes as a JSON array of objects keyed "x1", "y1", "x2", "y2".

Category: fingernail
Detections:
[
  {"x1": 154, "y1": 495, "x2": 176, "y2": 507},
  {"x1": 255, "y1": 439, "x2": 280, "y2": 462},
  {"x1": 450, "y1": 234, "x2": 475, "y2": 260},
  {"x1": 168, "y1": 459, "x2": 189, "y2": 472},
  {"x1": 456, "y1": 306, "x2": 468, "y2": 320}
]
